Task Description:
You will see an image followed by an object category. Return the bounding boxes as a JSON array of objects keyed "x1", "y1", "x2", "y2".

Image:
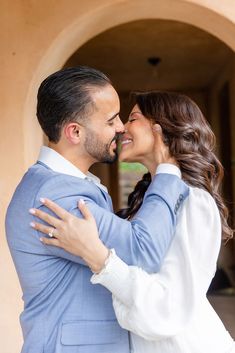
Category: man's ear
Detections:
[{"x1": 63, "y1": 123, "x2": 81, "y2": 144}]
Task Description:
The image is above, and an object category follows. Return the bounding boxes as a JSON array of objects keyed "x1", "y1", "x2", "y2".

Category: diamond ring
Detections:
[{"x1": 48, "y1": 228, "x2": 55, "y2": 238}]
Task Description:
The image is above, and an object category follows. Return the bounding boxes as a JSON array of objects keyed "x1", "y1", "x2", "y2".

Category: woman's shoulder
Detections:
[
  {"x1": 183, "y1": 186, "x2": 221, "y2": 228},
  {"x1": 188, "y1": 186, "x2": 218, "y2": 210},
  {"x1": 180, "y1": 187, "x2": 221, "y2": 274}
]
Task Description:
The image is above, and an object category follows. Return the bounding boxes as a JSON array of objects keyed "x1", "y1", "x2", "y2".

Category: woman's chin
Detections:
[{"x1": 119, "y1": 151, "x2": 133, "y2": 163}]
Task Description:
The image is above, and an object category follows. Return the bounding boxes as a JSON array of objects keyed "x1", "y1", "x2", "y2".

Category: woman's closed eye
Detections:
[
  {"x1": 128, "y1": 118, "x2": 137, "y2": 123},
  {"x1": 128, "y1": 111, "x2": 143, "y2": 122}
]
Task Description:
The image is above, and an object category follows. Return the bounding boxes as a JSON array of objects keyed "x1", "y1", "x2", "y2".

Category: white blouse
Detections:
[{"x1": 91, "y1": 187, "x2": 235, "y2": 353}]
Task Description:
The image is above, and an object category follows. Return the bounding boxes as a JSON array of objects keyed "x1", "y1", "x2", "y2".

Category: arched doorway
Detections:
[{"x1": 23, "y1": 0, "x2": 235, "y2": 167}]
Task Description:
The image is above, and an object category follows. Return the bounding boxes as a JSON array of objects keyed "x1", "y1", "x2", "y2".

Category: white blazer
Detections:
[{"x1": 92, "y1": 187, "x2": 235, "y2": 353}]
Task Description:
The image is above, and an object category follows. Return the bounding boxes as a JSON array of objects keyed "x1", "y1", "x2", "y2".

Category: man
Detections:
[{"x1": 6, "y1": 66, "x2": 188, "y2": 353}]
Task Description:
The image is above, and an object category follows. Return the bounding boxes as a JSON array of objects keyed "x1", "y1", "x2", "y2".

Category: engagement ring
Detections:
[{"x1": 48, "y1": 228, "x2": 55, "y2": 238}]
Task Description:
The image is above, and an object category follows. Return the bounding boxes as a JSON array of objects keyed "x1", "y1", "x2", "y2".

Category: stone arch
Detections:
[{"x1": 23, "y1": 0, "x2": 235, "y2": 166}]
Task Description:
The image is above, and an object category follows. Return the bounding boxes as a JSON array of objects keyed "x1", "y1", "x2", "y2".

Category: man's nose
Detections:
[{"x1": 116, "y1": 116, "x2": 125, "y2": 133}]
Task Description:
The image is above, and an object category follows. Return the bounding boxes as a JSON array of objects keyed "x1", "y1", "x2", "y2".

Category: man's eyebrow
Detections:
[{"x1": 107, "y1": 112, "x2": 120, "y2": 122}]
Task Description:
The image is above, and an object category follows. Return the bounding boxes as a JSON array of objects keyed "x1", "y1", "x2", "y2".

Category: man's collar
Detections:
[{"x1": 37, "y1": 146, "x2": 108, "y2": 192}]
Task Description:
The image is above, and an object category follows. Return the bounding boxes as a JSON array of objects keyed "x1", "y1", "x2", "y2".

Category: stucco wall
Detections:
[{"x1": 1, "y1": 1, "x2": 235, "y2": 352}]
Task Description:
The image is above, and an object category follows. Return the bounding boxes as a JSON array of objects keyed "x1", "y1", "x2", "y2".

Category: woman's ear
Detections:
[{"x1": 63, "y1": 123, "x2": 81, "y2": 144}]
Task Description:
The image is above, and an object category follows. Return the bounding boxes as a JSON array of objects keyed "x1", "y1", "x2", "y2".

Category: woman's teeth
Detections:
[{"x1": 121, "y1": 139, "x2": 132, "y2": 145}]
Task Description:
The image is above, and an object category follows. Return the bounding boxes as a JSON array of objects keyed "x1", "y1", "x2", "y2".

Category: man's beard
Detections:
[{"x1": 84, "y1": 129, "x2": 119, "y2": 164}]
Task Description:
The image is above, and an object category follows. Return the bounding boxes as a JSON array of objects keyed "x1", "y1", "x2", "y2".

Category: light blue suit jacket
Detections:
[{"x1": 6, "y1": 162, "x2": 189, "y2": 353}]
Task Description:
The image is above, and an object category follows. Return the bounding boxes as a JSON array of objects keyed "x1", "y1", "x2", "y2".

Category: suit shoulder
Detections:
[{"x1": 34, "y1": 169, "x2": 105, "y2": 207}]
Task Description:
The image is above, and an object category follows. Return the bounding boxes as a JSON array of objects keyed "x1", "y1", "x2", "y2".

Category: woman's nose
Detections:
[{"x1": 123, "y1": 122, "x2": 129, "y2": 133}]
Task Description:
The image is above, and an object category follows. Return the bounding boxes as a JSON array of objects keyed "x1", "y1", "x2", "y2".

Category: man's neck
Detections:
[{"x1": 48, "y1": 143, "x2": 93, "y2": 174}]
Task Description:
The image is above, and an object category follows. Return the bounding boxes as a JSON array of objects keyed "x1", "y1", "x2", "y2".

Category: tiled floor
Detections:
[{"x1": 208, "y1": 295, "x2": 235, "y2": 339}]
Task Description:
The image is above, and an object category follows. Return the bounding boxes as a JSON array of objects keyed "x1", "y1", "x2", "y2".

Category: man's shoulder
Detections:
[
  {"x1": 19, "y1": 162, "x2": 79, "y2": 192},
  {"x1": 27, "y1": 163, "x2": 107, "y2": 206}
]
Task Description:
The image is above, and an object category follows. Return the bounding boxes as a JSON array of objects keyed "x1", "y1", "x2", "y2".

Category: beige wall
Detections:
[{"x1": 1, "y1": 1, "x2": 235, "y2": 352}]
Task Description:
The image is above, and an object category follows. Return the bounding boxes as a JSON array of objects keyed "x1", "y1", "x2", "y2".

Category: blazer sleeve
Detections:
[
  {"x1": 91, "y1": 188, "x2": 222, "y2": 340},
  {"x1": 35, "y1": 173, "x2": 189, "y2": 273}
]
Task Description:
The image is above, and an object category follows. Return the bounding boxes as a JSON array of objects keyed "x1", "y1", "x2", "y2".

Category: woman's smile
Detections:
[{"x1": 121, "y1": 135, "x2": 133, "y2": 149}]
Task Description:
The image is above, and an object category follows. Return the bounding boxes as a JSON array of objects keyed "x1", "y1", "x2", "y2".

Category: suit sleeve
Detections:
[{"x1": 35, "y1": 173, "x2": 189, "y2": 273}]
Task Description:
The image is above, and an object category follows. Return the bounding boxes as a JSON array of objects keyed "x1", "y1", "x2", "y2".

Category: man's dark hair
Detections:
[{"x1": 37, "y1": 66, "x2": 112, "y2": 142}]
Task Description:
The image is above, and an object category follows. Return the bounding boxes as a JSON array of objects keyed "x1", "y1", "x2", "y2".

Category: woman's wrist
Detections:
[{"x1": 83, "y1": 243, "x2": 110, "y2": 273}]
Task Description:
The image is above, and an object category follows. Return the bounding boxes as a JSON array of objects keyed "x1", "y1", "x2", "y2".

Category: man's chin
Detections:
[
  {"x1": 106, "y1": 153, "x2": 118, "y2": 164},
  {"x1": 109, "y1": 149, "x2": 119, "y2": 162},
  {"x1": 100, "y1": 150, "x2": 118, "y2": 164}
]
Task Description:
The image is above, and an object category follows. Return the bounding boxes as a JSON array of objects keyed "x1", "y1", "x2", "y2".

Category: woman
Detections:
[{"x1": 30, "y1": 91, "x2": 235, "y2": 353}]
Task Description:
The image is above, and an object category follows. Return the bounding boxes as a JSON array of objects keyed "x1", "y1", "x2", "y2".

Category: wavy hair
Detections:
[{"x1": 117, "y1": 91, "x2": 233, "y2": 242}]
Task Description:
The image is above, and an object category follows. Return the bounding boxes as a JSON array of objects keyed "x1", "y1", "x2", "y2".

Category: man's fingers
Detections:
[
  {"x1": 30, "y1": 221, "x2": 60, "y2": 239},
  {"x1": 40, "y1": 237, "x2": 61, "y2": 247},
  {"x1": 29, "y1": 208, "x2": 60, "y2": 228},
  {"x1": 152, "y1": 124, "x2": 162, "y2": 134},
  {"x1": 78, "y1": 199, "x2": 94, "y2": 221},
  {"x1": 39, "y1": 198, "x2": 70, "y2": 221}
]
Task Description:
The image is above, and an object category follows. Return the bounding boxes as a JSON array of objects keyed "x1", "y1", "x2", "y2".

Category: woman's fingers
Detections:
[
  {"x1": 29, "y1": 208, "x2": 60, "y2": 228},
  {"x1": 40, "y1": 237, "x2": 61, "y2": 247},
  {"x1": 30, "y1": 221, "x2": 60, "y2": 239},
  {"x1": 78, "y1": 199, "x2": 94, "y2": 221},
  {"x1": 152, "y1": 124, "x2": 162, "y2": 134},
  {"x1": 40, "y1": 198, "x2": 70, "y2": 220}
]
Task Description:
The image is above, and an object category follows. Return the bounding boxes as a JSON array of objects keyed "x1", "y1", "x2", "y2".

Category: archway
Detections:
[{"x1": 23, "y1": 0, "x2": 235, "y2": 167}]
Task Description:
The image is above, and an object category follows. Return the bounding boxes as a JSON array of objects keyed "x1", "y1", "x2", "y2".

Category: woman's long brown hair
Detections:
[{"x1": 117, "y1": 91, "x2": 233, "y2": 242}]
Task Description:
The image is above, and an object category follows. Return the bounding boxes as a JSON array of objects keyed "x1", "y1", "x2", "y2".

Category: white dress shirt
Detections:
[
  {"x1": 91, "y1": 185, "x2": 235, "y2": 353},
  {"x1": 38, "y1": 146, "x2": 108, "y2": 192}
]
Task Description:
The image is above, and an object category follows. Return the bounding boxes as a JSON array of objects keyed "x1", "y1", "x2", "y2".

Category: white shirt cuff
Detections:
[
  {"x1": 90, "y1": 249, "x2": 133, "y2": 305},
  {"x1": 156, "y1": 163, "x2": 181, "y2": 179}
]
